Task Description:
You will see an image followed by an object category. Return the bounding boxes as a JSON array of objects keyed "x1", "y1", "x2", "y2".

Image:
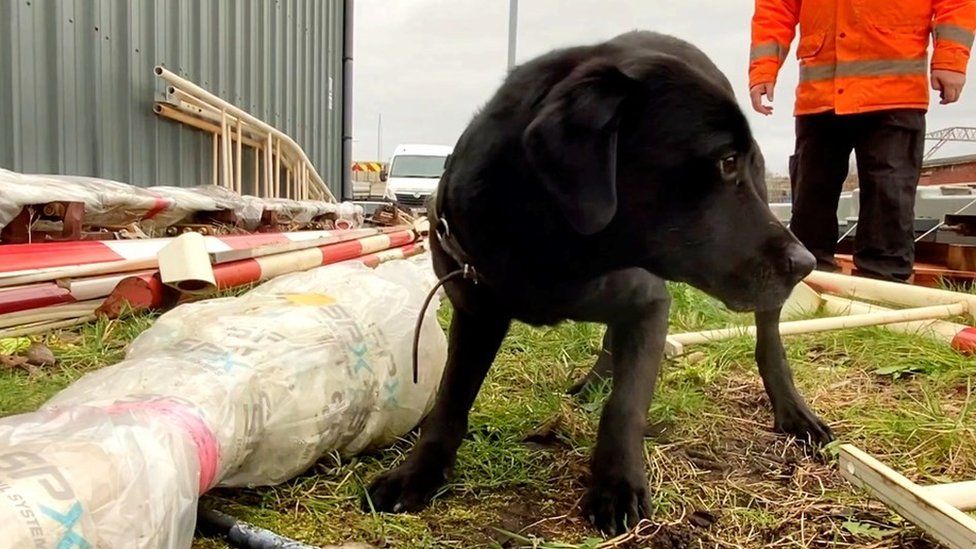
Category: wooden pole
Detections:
[{"x1": 840, "y1": 444, "x2": 976, "y2": 549}]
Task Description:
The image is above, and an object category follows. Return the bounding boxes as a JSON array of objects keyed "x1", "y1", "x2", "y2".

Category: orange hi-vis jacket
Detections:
[{"x1": 750, "y1": 0, "x2": 976, "y2": 115}]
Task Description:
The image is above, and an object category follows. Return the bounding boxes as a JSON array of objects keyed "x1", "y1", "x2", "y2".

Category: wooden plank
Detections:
[{"x1": 839, "y1": 444, "x2": 976, "y2": 549}]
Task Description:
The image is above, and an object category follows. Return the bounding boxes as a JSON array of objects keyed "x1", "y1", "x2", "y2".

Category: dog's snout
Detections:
[{"x1": 786, "y1": 244, "x2": 816, "y2": 283}]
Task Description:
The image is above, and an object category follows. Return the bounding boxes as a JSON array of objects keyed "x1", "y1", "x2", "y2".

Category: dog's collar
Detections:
[{"x1": 431, "y1": 190, "x2": 483, "y2": 286}]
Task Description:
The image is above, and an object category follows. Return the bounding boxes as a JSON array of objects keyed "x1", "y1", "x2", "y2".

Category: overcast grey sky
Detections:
[{"x1": 352, "y1": 0, "x2": 976, "y2": 174}]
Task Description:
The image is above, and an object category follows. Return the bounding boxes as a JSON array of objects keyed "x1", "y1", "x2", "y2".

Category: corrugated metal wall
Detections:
[{"x1": 0, "y1": 0, "x2": 344, "y2": 196}]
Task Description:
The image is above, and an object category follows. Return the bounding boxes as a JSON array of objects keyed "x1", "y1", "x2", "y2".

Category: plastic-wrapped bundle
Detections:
[
  {"x1": 337, "y1": 202, "x2": 366, "y2": 229},
  {"x1": 0, "y1": 169, "x2": 176, "y2": 230},
  {"x1": 0, "y1": 168, "x2": 362, "y2": 236},
  {"x1": 0, "y1": 255, "x2": 447, "y2": 548},
  {"x1": 245, "y1": 197, "x2": 339, "y2": 230},
  {"x1": 147, "y1": 186, "x2": 265, "y2": 231}
]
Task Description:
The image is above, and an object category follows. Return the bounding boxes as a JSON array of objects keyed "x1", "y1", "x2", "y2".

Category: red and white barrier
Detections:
[
  {"x1": 97, "y1": 231, "x2": 420, "y2": 317},
  {"x1": 0, "y1": 228, "x2": 382, "y2": 283},
  {"x1": 0, "y1": 270, "x2": 157, "y2": 315}
]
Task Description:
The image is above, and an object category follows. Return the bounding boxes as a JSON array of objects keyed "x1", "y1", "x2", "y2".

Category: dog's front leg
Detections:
[
  {"x1": 586, "y1": 293, "x2": 669, "y2": 534},
  {"x1": 754, "y1": 308, "x2": 833, "y2": 445},
  {"x1": 364, "y1": 308, "x2": 510, "y2": 513},
  {"x1": 558, "y1": 269, "x2": 668, "y2": 534}
]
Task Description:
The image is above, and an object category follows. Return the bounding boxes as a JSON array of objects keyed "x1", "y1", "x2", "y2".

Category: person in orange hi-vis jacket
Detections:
[{"x1": 749, "y1": 0, "x2": 976, "y2": 281}]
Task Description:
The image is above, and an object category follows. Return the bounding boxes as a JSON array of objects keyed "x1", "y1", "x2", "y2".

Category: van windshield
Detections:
[{"x1": 389, "y1": 155, "x2": 447, "y2": 178}]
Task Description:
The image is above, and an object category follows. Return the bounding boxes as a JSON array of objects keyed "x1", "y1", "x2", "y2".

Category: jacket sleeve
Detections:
[
  {"x1": 749, "y1": 0, "x2": 800, "y2": 88},
  {"x1": 932, "y1": 0, "x2": 976, "y2": 73}
]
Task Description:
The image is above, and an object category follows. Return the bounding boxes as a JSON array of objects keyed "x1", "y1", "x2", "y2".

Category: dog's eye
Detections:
[{"x1": 719, "y1": 155, "x2": 737, "y2": 178}]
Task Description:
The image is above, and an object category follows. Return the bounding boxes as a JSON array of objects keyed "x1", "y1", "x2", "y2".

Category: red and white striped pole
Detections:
[
  {"x1": 0, "y1": 228, "x2": 386, "y2": 287},
  {"x1": 0, "y1": 270, "x2": 157, "y2": 315},
  {"x1": 97, "y1": 232, "x2": 420, "y2": 318}
]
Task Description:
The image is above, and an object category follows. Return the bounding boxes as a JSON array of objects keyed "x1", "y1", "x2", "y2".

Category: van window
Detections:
[{"x1": 389, "y1": 155, "x2": 447, "y2": 178}]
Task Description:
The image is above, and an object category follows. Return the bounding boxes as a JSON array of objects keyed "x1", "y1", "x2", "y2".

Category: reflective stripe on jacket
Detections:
[{"x1": 750, "y1": 0, "x2": 976, "y2": 115}]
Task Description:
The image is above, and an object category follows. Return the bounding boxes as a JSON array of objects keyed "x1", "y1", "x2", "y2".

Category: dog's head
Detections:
[{"x1": 523, "y1": 52, "x2": 814, "y2": 312}]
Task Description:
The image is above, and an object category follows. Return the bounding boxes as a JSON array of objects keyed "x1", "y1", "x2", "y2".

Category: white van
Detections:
[{"x1": 382, "y1": 144, "x2": 453, "y2": 210}]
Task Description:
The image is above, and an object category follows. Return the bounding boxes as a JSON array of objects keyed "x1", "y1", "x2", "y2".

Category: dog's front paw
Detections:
[
  {"x1": 362, "y1": 462, "x2": 448, "y2": 513},
  {"x1": 585, "y1": 465, "x2": 651, "y2": 536},
  {"x1": 774, "y1": 403, "x2": 834, "y2": 447}
]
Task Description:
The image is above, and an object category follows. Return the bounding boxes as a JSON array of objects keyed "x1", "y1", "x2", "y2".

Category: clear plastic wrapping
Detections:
[
  {"x1": 0, "y1": 255, "x2": 446, "y2": 547},
  {"x1": 0, "y1": 169, "x2": 175, "y2": 231},
  {"x1": 0, "y1": 169, "x2": 364, "y2": 235}
]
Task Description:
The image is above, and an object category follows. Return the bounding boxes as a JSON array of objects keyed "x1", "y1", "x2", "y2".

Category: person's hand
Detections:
[
  {"x1": 931, "y1": 69, "x2": 966, "y2": 105},
  {"x1": 750, "y1": 82, "x2": 776, "y2": 115}
]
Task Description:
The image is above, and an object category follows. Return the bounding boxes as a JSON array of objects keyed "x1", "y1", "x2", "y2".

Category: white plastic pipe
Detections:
[
  {"x1": 821, "y1": 295, "x2": 969, "y2": 344},
  {"x1": 924, "y1": 481, "x2": 976, "y2": 512},
  {"x1": 0, "y1": 259, "x2": 160, "y2": 289},
  {"x1": 157, "y1": 232, "x2": 217, "y2": 294},
  {"x1": 0, "y1": 300, "x2": 104, "y2": 329},
  {"x1": 805, "y1": 270, "x2": 976, "y2": 322},
  {"x1": 670, "y1": 302, "x2": 967, "y2": 346},
  {"x1": 0, "y1": 314, "x2": 97, "y2": 338}
]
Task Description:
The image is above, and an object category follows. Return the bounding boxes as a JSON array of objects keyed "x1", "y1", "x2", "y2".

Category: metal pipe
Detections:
[
  {"x1": 196, "y1": 508, "x2": 318, "y2": 549},
  {"x1": 221, "y1": 110, "x2": 232, "y2": 190},
  {"x1": 154, "y1": 66, "x2": 335, "y2": 202},
  {"x1": 153, "y1": 103, "x2": 262, "y2": 148},
  {"x1": 235, "y1": 121, "x2": 243, "y2": 194},
  {"x1": 212, "y1": 132, "x2": 219, "y2": 187},
  {"x1": 342, "y1": 0, "x2": 354, "y2": 201},
  {"x1": 275, "y1": 139, "x2": 281, "y2": 198},
  {"x1": 507, "y1": 0, "x2": 519, "y2": 69}
]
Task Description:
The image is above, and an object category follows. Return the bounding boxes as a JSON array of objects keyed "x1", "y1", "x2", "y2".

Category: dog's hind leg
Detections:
[
  {"x1": 754, "y1": 308, "x2": 834, "y2": 446},
  {"x1": 566, "y1": 328, "x2": 613, "y2": 395},
  {"x1": 364, "y1": 308, "x2": 510, "y2": 513}
]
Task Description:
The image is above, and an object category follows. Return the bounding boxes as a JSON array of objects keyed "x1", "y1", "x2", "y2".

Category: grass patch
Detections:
[
  {"x1": 0, "y1": 313, "x2": 159, "y2": 415},
  {"x1": 0, "y1": 282, "x2": 973, "y2": 548}
]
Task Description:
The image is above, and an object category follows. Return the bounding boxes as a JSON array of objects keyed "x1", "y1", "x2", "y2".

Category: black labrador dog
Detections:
[{"x1": 365, "y1": 31, "x2": 834, "y2": 534}]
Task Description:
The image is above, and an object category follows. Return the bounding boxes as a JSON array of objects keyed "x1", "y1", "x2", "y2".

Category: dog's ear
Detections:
[{"x1": 523, "y1": 57, "x2": 666, "y2": 235}]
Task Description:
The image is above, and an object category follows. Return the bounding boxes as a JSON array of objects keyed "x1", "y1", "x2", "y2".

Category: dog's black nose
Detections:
[{"x1": 786, "y1": 243, "x2": 816, "y2": 283}]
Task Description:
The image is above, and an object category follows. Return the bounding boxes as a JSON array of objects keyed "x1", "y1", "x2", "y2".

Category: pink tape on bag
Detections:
[{"x1": 105, "y1": 399, "x2": 219, "y2": 494}]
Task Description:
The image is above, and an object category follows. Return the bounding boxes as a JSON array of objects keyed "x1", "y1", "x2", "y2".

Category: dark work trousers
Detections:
[{"x1": 788, "y1": 109, "x2": 925, "y2": 282}]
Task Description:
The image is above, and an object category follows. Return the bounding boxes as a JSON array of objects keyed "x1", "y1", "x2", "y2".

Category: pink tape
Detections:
[{"x1": 105, "y1": 399, "x2": 219, "y2": 494}]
